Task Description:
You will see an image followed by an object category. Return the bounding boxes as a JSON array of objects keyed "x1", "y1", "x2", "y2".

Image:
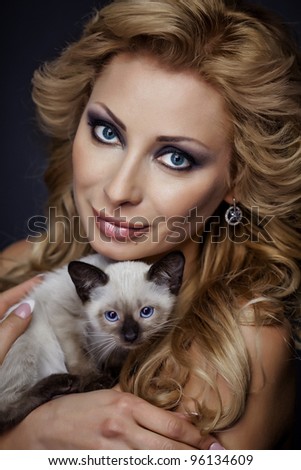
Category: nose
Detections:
[
  {"x1": 103, "y1": 151, "x2": 144, "y2": 207},
  {"x1": 121, "y1": 317, "x2": 140, "y2": 343},
  {"x1": 123, "y1": 329, "x2": 139, "y2": 343}
]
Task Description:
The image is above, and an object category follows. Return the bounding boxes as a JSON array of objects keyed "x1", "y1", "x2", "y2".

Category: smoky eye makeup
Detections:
[
  {"x1": 86, "y1": 109, "x2": 124, "y2": 146},
  {"x1": 156, "y1": 146, "x2": 196, "y2": 171},
  {"x1": 86, "y1": 105, "x2": 214, "y2": 170},
  {"x1": 156, "y1": 144, "x2": 212, "y2": 172}
]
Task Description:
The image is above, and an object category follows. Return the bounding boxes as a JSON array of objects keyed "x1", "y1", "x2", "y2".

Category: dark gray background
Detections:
[
  {"x1": 0, "y1": 0, "x2": 300, "y2": 449},
  {"x1": 1, "y1": 0, "x2": 300, "y2": 250}
]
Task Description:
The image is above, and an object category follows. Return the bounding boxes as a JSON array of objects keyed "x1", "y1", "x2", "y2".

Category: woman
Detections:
[{"x1": 0, "y1": 0, "x2": 300, "y2": 449}]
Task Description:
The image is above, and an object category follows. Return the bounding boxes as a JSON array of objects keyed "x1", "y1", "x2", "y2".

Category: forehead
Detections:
[
  {"x1": 89, "y1": 261, "x2": 173, "y2": 313},
  {"x1": 89, "y1": 53, "x2": 231, "y2": 143}
]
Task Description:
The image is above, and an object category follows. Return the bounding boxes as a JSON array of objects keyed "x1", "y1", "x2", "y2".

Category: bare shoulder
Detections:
[
  {"x1": 181, "y1": 320, "x2": 296, "y2": 448},
  {"x1": 240, "y1": 321, "x2": 294, "y2": 391},
  {"x1": 217, "y1": 321, "x2": 296, "y2": 449},
  {"x1": 0, "y1": 240, "x2": 33, "y2": 277}
]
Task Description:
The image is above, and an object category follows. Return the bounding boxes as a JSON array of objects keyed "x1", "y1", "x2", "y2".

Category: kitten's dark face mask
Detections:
[{"x1": 68, "y1": 251, "x2": 185, "y2": 349}]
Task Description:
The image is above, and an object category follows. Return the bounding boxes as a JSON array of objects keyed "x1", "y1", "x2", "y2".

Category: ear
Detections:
[
  {"x1": 68, "y1": 261, "x2": 109, "y2": 303},
  {"x1": 224, "y1": 188, "x2": 235, "y2": 205},
  {"x1": 147, "y1": 251, "x2": 185, "y2": 295}
]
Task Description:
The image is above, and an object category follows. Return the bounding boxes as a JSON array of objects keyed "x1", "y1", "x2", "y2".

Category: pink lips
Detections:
[{"x1": 93, "y1": 209, "x2": 149, "y2": 241}]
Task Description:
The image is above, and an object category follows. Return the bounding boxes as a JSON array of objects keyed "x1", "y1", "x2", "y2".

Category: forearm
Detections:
[
  {"x1": 0, "y1": 389, "x2": 213, "y2": 450},
  {"x1": 0, "y1": 421, "x2": 36, "y2": 450}
]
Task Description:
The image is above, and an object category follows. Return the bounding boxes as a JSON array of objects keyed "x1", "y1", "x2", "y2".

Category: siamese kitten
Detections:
[{"x1": 0, "y1": 251, "x2": 185, "y2": 433}]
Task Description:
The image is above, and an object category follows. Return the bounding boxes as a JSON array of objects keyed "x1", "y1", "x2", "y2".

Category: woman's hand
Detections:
[
  {"x1": 0, "y1": 388, "x2": 222, "y2": 450},
  {"x1": 0, "y1": 277, "x2": 40, "y2": 363}
]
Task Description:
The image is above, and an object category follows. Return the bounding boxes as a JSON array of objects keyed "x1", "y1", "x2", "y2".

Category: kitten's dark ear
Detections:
[
  {"x1": 147, "y1": 251, "x2": 185, "y2": 295},
  {"x1": 68, "y1": 261, "x2": 109, "y2": 303}
]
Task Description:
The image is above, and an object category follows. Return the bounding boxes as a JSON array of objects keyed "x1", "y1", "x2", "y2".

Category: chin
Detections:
[
  {"x1": 89, "y1": 239, "x2": 166, "y2": 262},
  {"x1": 89, "y1": 240, "x2": 140, "y2": 261}
]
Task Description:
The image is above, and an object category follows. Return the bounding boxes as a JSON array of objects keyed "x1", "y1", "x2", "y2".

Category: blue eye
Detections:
[
  {"x1": 104, "y1": 311, "x2": 119, "y2": 322},
  {"x1": 157, "y1": 148, "x2": 193, "y2": 170},
  {"x1": 140, "y1": 306, "x2": 155, "y2": 318},
  {"x1": 87, "y1": 114, "x2": 121, "y2": 145},
  {"x1": 94, "y1": 124, "x2": 119, "y2": 144}
]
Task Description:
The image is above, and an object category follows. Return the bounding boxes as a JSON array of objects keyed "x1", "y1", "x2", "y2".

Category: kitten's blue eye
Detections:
[
  {"x1": 140, "y1": 306, "x2": 155, "y2": 318},
  {"x1": 104, "y1": 311, "x2": 119, "y2": 322},
  {"x1": 157, "y1": 148, "x2": 193, "y2": 170}
]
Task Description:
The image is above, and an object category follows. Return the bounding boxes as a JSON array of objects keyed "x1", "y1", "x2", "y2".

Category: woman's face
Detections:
[{"x1": 73, "y1": 54, "x2": 233, "y2": 264}]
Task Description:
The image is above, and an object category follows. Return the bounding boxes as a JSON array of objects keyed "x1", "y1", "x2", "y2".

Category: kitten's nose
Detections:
[
  {"x1": 122, "y1": 318, "x2": 139, "y2": 343},
  {"x1": 124, "y1": 330, "x2": 138, "y2": 343}
]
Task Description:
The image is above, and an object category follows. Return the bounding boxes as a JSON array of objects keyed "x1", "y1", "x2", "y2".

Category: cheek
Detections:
[
  {"x1": 72, "y1": 135, "x2": 109, "y2": 199},
  {"x1": 71, "y1": 135, "x2": 99, "y2": 226},
  {"x1": 155, "y1": 176, "x2": 227, "y2": 222},
  {"x1": 195, "y1": 180, "x2": 227, "y2": 215},
  {"x1": 156, "y1": 182, "x2": 226, "y2": 245},
  {"x1": 72, "y1": 137, "x2": 93, "y2": 187},
  {"x1": 72, "y1": 133, "x2": 85, "y2": 185}
]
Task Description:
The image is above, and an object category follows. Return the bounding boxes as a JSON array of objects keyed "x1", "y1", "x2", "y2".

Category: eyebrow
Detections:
[
  {"x1": 96, "y1": 102, "x2": 127, "y2": 131},
  {"x1": 94, "y1": 102, "x2": 212, "y2": 152},
  {"x1": 156, "y1": 135, "x2": 211, "y2": 151}
]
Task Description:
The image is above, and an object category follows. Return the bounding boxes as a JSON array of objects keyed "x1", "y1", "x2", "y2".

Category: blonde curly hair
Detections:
[{"x1": 3, "y1": 0, "x2": 301, "y2": 432}]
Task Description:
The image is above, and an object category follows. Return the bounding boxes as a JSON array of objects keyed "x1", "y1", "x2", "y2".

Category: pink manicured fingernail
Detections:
[
  {"x1": 35, "y1": 273, "x2": 45, "y2": 279},
  {"x1": 209, "y1": 442, "x2": 225, "y2": 450},
  {"x1": 14, "y1": 300, "x2": 35, "y2": 319}
]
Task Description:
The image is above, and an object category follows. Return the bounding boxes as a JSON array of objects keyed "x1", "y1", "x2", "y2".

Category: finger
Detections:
[
  {"x1": 208, "y1": 441, "x2": 225, "y2": 450},
  {"x1": 132, "y1": 399, "x2": 203, "y2": 449},
  {"x1": 173, "y1": 420, "x2": 225, "y2": 450},
  {"x1": 133, "y1": 411, "x2": 224, "y2": 450},
  {"x1": 0, "y1": 276, "x2": 42, "y2": 318},
  {"x1": 0, "y1": 300, "x2": 34, "y2": 364},
  {"x1": 172, "y1": 414, "x2": 225, "y2": 450}
]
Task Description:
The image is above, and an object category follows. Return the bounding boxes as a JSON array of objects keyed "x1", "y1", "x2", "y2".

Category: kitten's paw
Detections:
[
  {"x1": 77, "y1": 372, "x2": 116, "y2": 392},
  {"x1": 29, "y1": 373, "x2": 81, "y2": 399}
]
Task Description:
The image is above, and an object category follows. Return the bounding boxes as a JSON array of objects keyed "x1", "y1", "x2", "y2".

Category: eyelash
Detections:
[
  {"x1": 87, "y1": 115, "x2": 123, "y2": 146},
  {"x1": 87, "y1": 114, "x2": 198, "y2": 172},
  {"x1": 156, "y1": 146, "x2": 197, "y2": 172}
]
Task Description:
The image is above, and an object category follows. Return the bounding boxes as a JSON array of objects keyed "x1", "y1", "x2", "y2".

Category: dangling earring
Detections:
[{"x1": 225, "y1": 198, "x2": 242, "y2": 226}]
